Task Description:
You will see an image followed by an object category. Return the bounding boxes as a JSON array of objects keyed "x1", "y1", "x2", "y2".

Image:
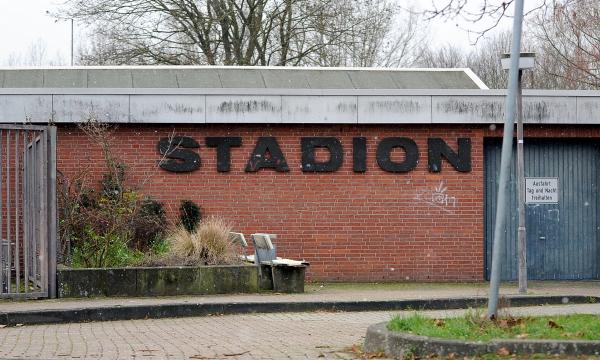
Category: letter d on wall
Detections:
[
  {"x1": 301, "y1": 137, "x2": 343, "y2": 172},
  {"x1": 158, "y1": 136, "x2": 201, "y2": 172}
]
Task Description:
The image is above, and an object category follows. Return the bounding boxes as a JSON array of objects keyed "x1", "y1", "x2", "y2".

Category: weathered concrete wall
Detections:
[
  {"x1": 57, "y1": 266, "x2": 259, "y2": 298},
  {"x1": 2, "y1": 89, "x2": 599, "y2": 125}
]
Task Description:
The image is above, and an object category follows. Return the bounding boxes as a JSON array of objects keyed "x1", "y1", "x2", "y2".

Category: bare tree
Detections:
[
  {"x1": 466, "y1": 31, "x2": 512, "y2": 89},
  {"x1": 532, "y1": 0, "x2": 600, "y2": 89},
  {"x1": 418, "y1": 0, "x2": 549, "y2": 43},
  {"x1": 59, "y1": 0, "x2": 425, "y2": 67},
  {"x1": 307, "y1": 2, "x2": 428, "y2": 67},
  {"x1": 419, "y1": 44, "x2": 466, "y2": 68},
  {"x1": 417, "y1": 30, "x2": 547, "y2": 89},
  {"x1": 78, "y1": 30, "x2": 136, "y2": 66},
  {"x1": 5, "y1": 38, "x2": 65, "y2": 66}
]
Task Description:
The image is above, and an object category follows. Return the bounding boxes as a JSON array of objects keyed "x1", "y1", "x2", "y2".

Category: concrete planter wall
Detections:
[
  {"x1": 364, "y1": 322, "x2": 600, "y2": 358},
  {"x1": 57, "y1": 265, "x2": 259, "y2": 298}
]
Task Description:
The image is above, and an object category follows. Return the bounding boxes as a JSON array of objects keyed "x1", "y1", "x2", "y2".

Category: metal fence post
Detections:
[{"x1": 47, "y1": 126, "x2": 57, "y2": 299}]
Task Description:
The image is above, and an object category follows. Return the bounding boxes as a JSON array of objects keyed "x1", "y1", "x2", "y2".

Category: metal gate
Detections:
[
  {"x1": 0, "y1": 125, "x2": 56, "y2": 299},
  {"x1": 485, "y1": 138, "x2": 599, "y2": 280}
]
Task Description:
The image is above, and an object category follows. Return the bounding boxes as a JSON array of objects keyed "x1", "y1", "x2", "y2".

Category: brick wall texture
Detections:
[{"x1": 56, "y1": 124, "x2": 597, "y2": 282}]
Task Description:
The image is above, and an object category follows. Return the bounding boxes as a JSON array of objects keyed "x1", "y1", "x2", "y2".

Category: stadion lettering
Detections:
[{"x1": 157, "y1": 136, "x2": 471, "y2": 173}]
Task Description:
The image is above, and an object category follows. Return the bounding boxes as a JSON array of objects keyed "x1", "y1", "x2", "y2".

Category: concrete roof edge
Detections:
[
  {"x1": 0, "y1": 65, "x2": 483, "y2": 72},
  {"x1": 1, "y1": 88, "x2": 600, "y2": 97},
  {"x1": 463, "y1": 68, "x2": 489, "y2": 90}
]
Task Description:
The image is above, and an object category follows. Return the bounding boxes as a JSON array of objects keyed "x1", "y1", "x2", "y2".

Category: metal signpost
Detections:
[
  {"x1": 500, "y1": 52, "x2": 535, "y2": 294},
  {"x1": 487, "y1": 0, "x2": 526, "y2": 319}
]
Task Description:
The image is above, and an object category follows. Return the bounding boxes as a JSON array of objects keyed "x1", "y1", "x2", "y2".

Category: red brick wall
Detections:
[{"x1": 57, "y1": 124, "x2": 487, "y2": 281}]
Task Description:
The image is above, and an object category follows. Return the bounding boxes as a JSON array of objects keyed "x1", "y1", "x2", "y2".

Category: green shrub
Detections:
[
  {"x1": 71, "y1": 228, "x2": 143, "y2": 268},
  {"x1": 131, "y1": 199, "x2": 168, "y2": 251},
  {"x1": 58, "y1": 119, "x2": 167, "y2": 268},
  {"x1": 179, "y1": 200, "x2": 201, "y2": 233},
  {"x1": 150, "y1": 238, "x2": 170, "y2": 255}
]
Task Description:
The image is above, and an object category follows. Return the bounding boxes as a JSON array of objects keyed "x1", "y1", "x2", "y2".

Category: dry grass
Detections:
[{"x1": 163, "y1": 216, "x2": 239, "y2": 266}]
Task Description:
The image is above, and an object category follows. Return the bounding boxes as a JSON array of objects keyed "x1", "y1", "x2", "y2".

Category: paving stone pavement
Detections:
[
  {"x1": 0, "y1": 311, "x2": 392, "y2": 360},
  {"x1": 2, "y1": 281, "x2": 599, "y2": 314},
  {"x1": 2, "y1": 303, "x2": 600, "y2": 360}
]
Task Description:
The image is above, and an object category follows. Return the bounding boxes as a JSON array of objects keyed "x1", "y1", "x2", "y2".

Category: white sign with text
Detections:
[{"x1": 525, "y1": 177, "x2": 559, "y2": 204}]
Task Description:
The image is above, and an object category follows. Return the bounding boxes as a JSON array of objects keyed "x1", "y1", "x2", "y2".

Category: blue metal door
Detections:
[{"x1": 485, "y1": 139, "x2": 599, "y2": 280}]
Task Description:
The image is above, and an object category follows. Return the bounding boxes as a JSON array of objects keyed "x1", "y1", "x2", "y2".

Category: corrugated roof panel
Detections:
[
  {"x1": 218, "y1": 68, "x2": 264, "y2": 88},
  {"x1": 176, "y1": 69, "x2": 222, "y2": 88},
  {"x1": 395, "y1": 72, "x2": 440, "y2": 89},
  {"x1": 306, "y1": 70, "x2": 355, "y2": 89},
  {"x1": 87, "y1": 69, "x2": 133, "y2": 88},
  {"x1": 432, "y1": 71, "x2": 479, "y2": 89},
  {"x1": 346, "y1": 71, "x2": 399, "y2": 89},
  {"x1": 0, "y1": 66, "x2": 487, "y2": 89},
  {"x1": 132, "y1": 69, "x2": 179, "y2": 88},
  {"x1": 260, "y1": 69, "x2": 310, "y2": 88},
  {"x1": 387, "y1": 71, "x2": 477, "y2": 89},
  {"x1": 44, "y1": 69, "x2": 88, "y2": 88},
  {"x1": 3, "y1": 69, "x2": 44, "y2": 88}
]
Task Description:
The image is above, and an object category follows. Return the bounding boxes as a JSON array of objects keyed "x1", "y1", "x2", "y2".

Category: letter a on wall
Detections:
[{"x1": 245, "y1": 137, "x2": 290, "y2": 172}]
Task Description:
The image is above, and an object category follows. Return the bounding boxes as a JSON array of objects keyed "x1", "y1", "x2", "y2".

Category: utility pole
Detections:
[{"x1": 487, "y1": 0, "x2": 525, "y2": 319}]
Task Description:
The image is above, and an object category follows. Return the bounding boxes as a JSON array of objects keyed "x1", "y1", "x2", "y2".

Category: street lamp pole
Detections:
[
  {"x1": 501, "y1": 52, "x2": 536, "y2": 295},
  {"x1": 70, "y1": 18, "x2": 74, "y2": 66}
]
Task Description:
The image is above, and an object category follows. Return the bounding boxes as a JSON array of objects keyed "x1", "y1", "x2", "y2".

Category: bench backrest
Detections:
[
  {"x1": 251, "y1": 233, "x2": 277, "y2": 264},
  {"x1": 229, "y1": 232, "x2": 248, "y2": 247}
]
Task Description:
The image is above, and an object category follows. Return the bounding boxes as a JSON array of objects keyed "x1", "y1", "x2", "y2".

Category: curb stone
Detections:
[
  {"x1": 364, "y1": 322, "x2": 600, "y2": 358},
  {"x1": 0, "y1": 295, "x2": 597, "y2": 326}
]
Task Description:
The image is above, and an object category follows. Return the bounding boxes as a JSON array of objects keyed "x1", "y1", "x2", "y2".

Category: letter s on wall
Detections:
[{"x1": 157, "y1": 136, "x2": 201, "y2": 172}]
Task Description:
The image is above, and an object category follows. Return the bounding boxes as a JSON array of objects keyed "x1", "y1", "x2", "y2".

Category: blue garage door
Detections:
[{"x1": 485, "y1": 138, "x2": 599, "y2": 280}]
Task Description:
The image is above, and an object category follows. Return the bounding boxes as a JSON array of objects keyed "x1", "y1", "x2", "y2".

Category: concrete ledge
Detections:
[
  {"x1": 0, "y1": 295, "x2": 597, "y2": 326},
  {"x1": 57, "y1": 265, "x2": 259, "y2": 298},
  {"x1": 2, "y1": 88, "x2": 599, "y2": 124},
  {"x1": 365, "y1": 321, "x2": 600, "y2": 358}
]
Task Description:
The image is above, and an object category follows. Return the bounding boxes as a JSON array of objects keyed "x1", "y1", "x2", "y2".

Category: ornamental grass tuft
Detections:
[{"x1": 159, "y1": 216, "x2": 239, "y2": 266}]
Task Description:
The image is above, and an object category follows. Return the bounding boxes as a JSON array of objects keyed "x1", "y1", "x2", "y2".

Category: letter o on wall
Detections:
[{"x1": 376, "y1": 137, "x2": 419, "y2": 173}]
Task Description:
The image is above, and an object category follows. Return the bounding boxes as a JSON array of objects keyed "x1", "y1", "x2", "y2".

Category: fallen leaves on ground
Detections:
[
  {"x1": 497, "y1": 347, "x2": 511, "y2": 356},
  {"x1": 496, "y1": 317, "x2": 524, "y2": 329},
  {"x1": 345, "y1": 344, "x2": 386, "y2": 359},
  {"x1": 548, "y1": 320, "x2": 563, "y2": 329}
]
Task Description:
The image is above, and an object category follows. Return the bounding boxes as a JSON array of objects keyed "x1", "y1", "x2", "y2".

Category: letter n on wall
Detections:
[{"x1": 428, "y1": 138, "x2": 471, "y2": 172}]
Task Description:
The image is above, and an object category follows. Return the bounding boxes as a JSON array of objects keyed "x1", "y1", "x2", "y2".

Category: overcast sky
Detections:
[{"x1": 0, "y1": 0, "x2": 539, "y2": 67}]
